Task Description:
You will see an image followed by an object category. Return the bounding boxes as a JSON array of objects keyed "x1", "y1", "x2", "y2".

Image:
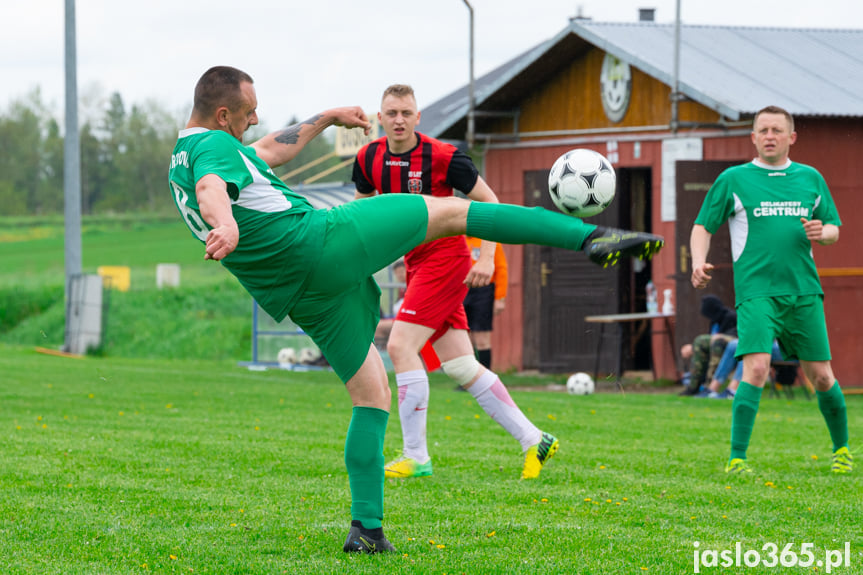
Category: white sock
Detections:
[
  {"x1": 395, "y1": 369, "x2": 430, "y2": 463},
  {"x1": 468, "y1": 370, "x2": 542, "y2": 451}
]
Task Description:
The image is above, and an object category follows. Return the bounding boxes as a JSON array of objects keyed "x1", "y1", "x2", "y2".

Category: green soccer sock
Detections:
[
  {"x1": 729, "y1": 381, "x2": 763, "y2": 461},
  {"x1": 466, "y1": 202, "x2": 597, "y2": 251},
  {"x1": 344, "y1": 406, "x2": 388, "y2": 530},
  {"x1": 816, "y1": 381, "x2": 849, "y2": 452}
]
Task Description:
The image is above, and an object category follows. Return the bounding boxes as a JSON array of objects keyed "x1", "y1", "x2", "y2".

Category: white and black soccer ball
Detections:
[
  {"x1": 548, "y1": 149, "x2": 616, "y2": 218},
  {"x1": 566, "y1": 372, "x2": 595, "y2": 395},
  {"x1": 277, "y1": 347, "x2": 297, "y2": 367},
  {"x1": 298, "y1": 347, "x2": 321, "y2": 364}
]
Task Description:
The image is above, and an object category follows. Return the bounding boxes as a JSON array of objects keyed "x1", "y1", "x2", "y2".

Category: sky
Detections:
[{"x1": 3, "y1": 0, "x2": 862, "y2": 130}]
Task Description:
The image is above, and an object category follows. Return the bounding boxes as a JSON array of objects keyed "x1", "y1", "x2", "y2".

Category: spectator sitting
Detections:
[
  {"x1": 679, "y1": 294, "x2": 738, "y2": 396},
  {"x1": 705, "y1": 339, "x2": 788, "y2": 399}
]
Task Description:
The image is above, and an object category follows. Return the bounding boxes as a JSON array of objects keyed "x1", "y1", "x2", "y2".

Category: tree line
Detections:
[{"x1": 0, "y1": 89, "x2": 351, "y2": 217}]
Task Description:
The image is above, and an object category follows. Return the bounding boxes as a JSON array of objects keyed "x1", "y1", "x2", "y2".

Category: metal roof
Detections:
[{"x1": 422, "y1": 21, "x2": 863, "y2": 139}]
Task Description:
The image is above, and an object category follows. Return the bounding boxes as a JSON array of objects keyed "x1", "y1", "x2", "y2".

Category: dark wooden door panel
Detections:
[{"x1": 524, "y1": 169, "x2": 624, "y2": 373}]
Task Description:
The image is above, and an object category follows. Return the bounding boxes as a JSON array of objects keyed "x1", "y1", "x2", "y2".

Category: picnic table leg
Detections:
[
  {"x1": 593, "y1": 323, "x2": 604, "y2": 384},
  {"x1": 664, "y1": 316, "x2": 678, "y2": 382},
  {"x1": 616, "y1": 323, "x2": 624, "y2": 387}
]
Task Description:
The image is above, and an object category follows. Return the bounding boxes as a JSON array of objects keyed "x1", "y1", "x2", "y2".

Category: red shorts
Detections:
[{"x1": 396, "y1": 253, "x2": 471, "y2": 344}]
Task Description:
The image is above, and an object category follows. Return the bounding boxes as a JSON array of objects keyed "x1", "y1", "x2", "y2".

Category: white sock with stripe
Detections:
[
  {"x1": 468, "y1": 370, "x2": 542, "y2": 451},
  {"x1": 396, "y1": 369, "x2": 430, "y2": 463}
]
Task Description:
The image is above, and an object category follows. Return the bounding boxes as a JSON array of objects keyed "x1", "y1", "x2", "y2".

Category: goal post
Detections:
[{"x1": 247, "y1": 301, "x2": 319, "y2": 365}]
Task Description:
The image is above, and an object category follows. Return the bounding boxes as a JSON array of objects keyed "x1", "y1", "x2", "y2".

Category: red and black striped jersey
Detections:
[
  {"x1": 352, "y1": 132, "x2": 478, "y2": 197},
  {"x1": 352, "y1": 132, "x2": 479, "y2": 266}
]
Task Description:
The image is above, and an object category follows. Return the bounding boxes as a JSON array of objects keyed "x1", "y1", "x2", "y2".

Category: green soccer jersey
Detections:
[
  {"x1": 695, "y1": 160, "x2": 841, "y2": 305},
  {"x1": 168, "y1": 128, "x2": 326, "y2": 321}
]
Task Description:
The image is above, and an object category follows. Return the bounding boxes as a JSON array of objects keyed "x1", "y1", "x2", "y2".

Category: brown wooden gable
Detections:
[{"x1": 485, "y1": 47, "x2": 725, "y2": 137}]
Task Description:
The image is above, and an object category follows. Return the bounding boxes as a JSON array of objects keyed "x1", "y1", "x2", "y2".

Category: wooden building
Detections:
[{"x1": 421, "y1": 20, "x2": 863, "y2": 383}]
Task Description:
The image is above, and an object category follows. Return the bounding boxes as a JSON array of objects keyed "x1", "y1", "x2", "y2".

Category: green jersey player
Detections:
[
  {"x1": 690, "y1": 105, "x2": 851, "y2": 475},
  {"x1": 168, "y1": 66, "x2": 664, "y2": 554}
]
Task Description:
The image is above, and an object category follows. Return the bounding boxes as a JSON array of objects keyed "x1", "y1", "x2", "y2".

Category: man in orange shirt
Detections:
[{"x1": 464, "y1": 237, "x2": 507, "y2": 369}]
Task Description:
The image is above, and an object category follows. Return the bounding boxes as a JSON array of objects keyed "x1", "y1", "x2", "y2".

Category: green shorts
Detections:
[
  {"x1": 289, "y1": 194, "x2": 429, "y2": 382},
  {"x1": 736, "y1": 294, "x2": 831, "y2": 361}
]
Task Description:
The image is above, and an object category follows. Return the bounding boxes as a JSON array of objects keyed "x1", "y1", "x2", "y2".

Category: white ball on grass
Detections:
[
  {"x1": 566, "y1": 372, "x2": 595, "y2": 395},
  {"x1": 277, "y1": 347, "x2": 297, "y2": 367},
  {"x1": 298, "y1": 347, "x2": 321, "y2": 364}
]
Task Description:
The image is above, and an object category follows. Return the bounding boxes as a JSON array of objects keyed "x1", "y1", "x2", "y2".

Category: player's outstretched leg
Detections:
[
  {"x1": 464, "y1": 202, "x2": 664, "y2": 269},
  {"x1": 343, "y1": 520, "x2": 397, "y2": 554},
  {"x1": 581, "y1": 227, "x2": 665, "y2": 269}
]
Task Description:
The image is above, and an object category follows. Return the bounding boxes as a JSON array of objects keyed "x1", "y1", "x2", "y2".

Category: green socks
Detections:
[
  {"x1": 817, "y1": 381, "x2": 849, "y2": 452},
  {"x1": 466, "y1": 202, "x2": 597, "y2": 251},
  {"x1": 730, "y1": 380, "x2": 849, "y2": 462},
  {"x1": 344, "y1": 406, "x2": 388, "y2": 530},
  {"x1": 730, "y1": 381, "x2": 763, "y2": 461}
]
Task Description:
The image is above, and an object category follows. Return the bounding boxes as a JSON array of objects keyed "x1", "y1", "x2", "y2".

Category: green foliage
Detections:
[
  {"x1": 1, "y1": 281, "x2": 252, "y2": 362},
  {"x1": 99, "y1": 283, "x2": 253, "y2": 360},
  {"x1": 0, "y1": 91, "x2": 351, "y2": 218},
  {"x1": 0, "y1": 179, "x2": 26, "y2": 215},
  {"x1": 1, "y1": 345, "x2": 860, "y2": 574},
  {"x1": 0, "y1": 284, "x2": 64, "y2": 333},
  {"x1": 0, "y1": 90, "x2": 64, "y2": 215},
  {"x1": 0, "y1": 89, "x2": 184, "y2": 216},
  {"x1": 0, "y1": 214, "x2": 223, "y2": 289}
]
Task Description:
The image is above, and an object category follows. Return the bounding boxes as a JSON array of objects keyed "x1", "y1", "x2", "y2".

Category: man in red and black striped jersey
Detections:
[{"x1": 353, "y1": 84, "x2": 559, "y2": 480}]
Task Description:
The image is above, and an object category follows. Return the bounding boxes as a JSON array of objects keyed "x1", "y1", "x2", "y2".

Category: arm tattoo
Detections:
[{"x1": 274, "y1": 114, "x2": 323, "y2": 145}]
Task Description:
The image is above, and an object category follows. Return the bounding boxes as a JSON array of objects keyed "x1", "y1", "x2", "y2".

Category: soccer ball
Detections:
[
  {"x1": 277, "y1": 347, "x2": 297, "y2": 367},
  {"x1": 566, "y1": 372, "x2": 595, "y2": 395},
  {"x1": 548, "y1": 149, "x2": 616, "y2": 217},
  {"x1": 298, "y1": 347, "x2": 321, "y2": 364}
]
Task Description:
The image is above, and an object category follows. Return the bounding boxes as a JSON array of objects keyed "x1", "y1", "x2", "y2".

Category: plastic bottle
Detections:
[
  {"x1": 662, "y1": 288, "x2": 674, "y2": 315},
  {"x1": 645, "y1": 281, "x2": 658, "y2": 313}
]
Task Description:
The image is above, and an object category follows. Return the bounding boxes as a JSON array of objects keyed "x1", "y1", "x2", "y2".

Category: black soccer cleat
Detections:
[
  {"x1": 343, "y1": 521, "x2": 397, "y2": 554},
  {"x1": 583, "y1": 227, "x2": 665, "y2": 268}
]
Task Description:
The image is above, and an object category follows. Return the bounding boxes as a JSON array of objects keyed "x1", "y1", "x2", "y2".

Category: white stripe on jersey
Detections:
[
  {"x1": 729, "y1": 192, "x2": 748, "y2": 263},
  {"x1": 234, "y1": 152, "x2": 292, "y2": 213}
]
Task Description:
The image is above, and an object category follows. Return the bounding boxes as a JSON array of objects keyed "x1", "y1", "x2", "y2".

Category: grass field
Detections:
[
  {"x1": 2, "y1": 344, "x2": 861, "y2": 574},
  {"x1": 0, "y1": 215, "x2": 224, "y2": 289},
  {"x1": 2, "y1": 217, "x2": 862, "y2": 573}
]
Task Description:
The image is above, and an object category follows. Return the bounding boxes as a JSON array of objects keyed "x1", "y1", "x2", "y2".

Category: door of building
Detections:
[{"x1": 523, "y1": 168, "x2": 649, "y2": 373}]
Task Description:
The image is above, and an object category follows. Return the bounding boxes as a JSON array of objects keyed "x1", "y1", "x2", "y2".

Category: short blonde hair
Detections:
[{"x1": 382, "y1": 84, "x2": 415, "y2": 102}]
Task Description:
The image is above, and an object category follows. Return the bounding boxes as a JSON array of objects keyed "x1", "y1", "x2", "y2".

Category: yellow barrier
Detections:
[{"x1": 97, "y1": 266, "x2": 131, "y2": 292}]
